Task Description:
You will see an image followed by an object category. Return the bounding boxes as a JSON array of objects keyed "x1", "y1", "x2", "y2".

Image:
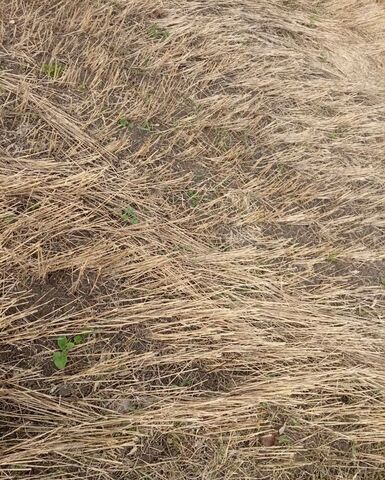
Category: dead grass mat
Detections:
[{"x1": 1, "y1": 0, "x2": 385, "y2": 478}]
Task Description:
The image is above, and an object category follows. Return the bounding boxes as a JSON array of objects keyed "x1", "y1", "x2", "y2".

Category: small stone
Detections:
[{"x1": 260, "y1": 433, "x2": 277, "y2": 447}]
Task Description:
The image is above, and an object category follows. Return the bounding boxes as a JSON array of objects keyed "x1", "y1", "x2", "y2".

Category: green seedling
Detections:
[
  {"x1": 42, "y1": 62, "x2": 64, "y2": 79},
  {"x1": 138, "y1": 121, "x2": 153, "y2": 133},
  {"x1": 356, "y1": 305, "x2": 372, "y2": 317},
  {"x1": 118, "y1": 118, "x2": 134, "y2": 129},
  {"x1": 53, "y1": 333, "x2": 88, "y2": 370},
  {"x1": 3, "y1": 214, "x2": 16, "y2": 224},
  {"x1": 218, "y1": 136, "x2": 232, "y2": 152},
  {"x1": 319, "y1": 53, "x2": 327, "y2": 63},
  {"x1": 379, "y1": 276, "x2": 385, "y2": 289},
  {"x1": 74, "y1": 332, "x2": 89, "y2": 344},
  {"x1": 179, "y1": 244, "x2": 193, "y2": 252},
  {"x1": 327, "y1": 252, "x2": 338, "y2": 263},
  {"x1": 309, "y1": 14, "x2": 318, "y2": 27},
  {"x1": 121, "y1": 206, "x2": 139, "y2": 224},
  {"x1": 278, "y1": 435, "x2": 290, "y2": 446},
  {"x1": 187, "y1": 190, "x2": 199, "y2": 208},
  {"x1": 116, "y1": 120, "x2": 154, "y2": 132},
  {"x1": 290, "y1": 419, "x2": 299, "y2": 426},
  {"x1": 148, "y1": 24, "x2": 170, "y2": 41},
  {"x1": 26, "y1": 201, "x2": 40, "y2": 212},
  {"x1": 178, "y1": 377, "x2": 194, "y2": 387},
  {"x1": 53, "y1": 336, "x2": 74, "y2": 370}
]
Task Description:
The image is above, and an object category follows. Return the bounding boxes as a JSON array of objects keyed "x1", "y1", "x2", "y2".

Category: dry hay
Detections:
[{"x1": 0, "y1": 0, "x2": 385, "y2": 478}]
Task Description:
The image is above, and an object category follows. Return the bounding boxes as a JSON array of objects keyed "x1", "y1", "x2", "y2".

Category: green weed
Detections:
[
  {"x1": 187, "y1": 190, "x2": 199, "y2": 208},
  {"x1": 42, "y1": 62, "x2": 64, "y2": 79},
  {"x1": 327, "y1": 252, "x2": 338, "y2": 263},
  {"x1": 26, "y1": 201, "x2": 40, "y2": 212},
  {"x1": 118, "y1": 118, "x2": 134, "y2": 129},
  {"x1": 179, "y1": 244, "x2": 193, "y2": 252},
  {"x1": 3, "y1": 214, "x2": 16, "y2": 224},
  {"x1": 278, "y1": 435, "x2": 290, "y2": 446},
  {"x1": 118, "y1": 118, "x2": 153, "y2": 132},
  {"x1": 148, "y1": 24, "x2": 170, "y2": 41},
  {"x1": 138, "y1": 121, "x2": 153, "y2": 132},
  {"x1": 309, "y1": 15, "x2": 318, "y2": 27},
  {"x1": 121, "y1": 206, "x2": 139, "y2": 224},
  {"x1": 276, "y1": 163, "x2": 288, "y2": 174},
  {"x1": 178, "y1": 377, "x2": 194, "y2": 387},
  {"x1": 73, "y1": 333, "x2": 88, "y2": 345},
  {"x1": 319, "y1": 53, "x2": 327, "y2": 63},
  {"x1": 53, "y1": 333, "x2": 88, "y2": 370}
]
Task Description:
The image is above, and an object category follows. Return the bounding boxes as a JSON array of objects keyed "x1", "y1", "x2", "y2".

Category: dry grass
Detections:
[{"x1": 1, "y1": 0, "x2": 385, "y2": 478}]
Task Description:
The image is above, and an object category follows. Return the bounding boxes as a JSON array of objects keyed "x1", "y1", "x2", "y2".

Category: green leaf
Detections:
[
  {"x1": 138, "y1": 121, "x2": 153, "y2": 132},
  {"x1": 118, "y1": 118, "x2": 133, "y2": 129},
  {"x1": 26, "y1": 202, "x2": 40, "y2": 212},
  {"x1": 187, "y1": 190, "x2": 199, "y2": 208},
  {"x1": 74, "y1": 334, "x2": 83, "y2": 345},
  {"x1": 3, "y1": 214, "x2": 16, "y2": 224},
  {"x1": 309, "y1": 14, "x2": 318, "y2": 26},
  {"x1": 121, "y1": 207, "x2": 139, "y2": 224},
  {"x1": 148, "y1": 24, "x2": 170, "y2": 40},
  {"x1": 42, "y1": 62, "x2": 64, "y2": 79},
  {"x1": 278, "y1": 435, "x2": 290, "y2": 446},
  {"x1": 66, "y1": 341, "x2": 75, "y2": 351},
  {"x1": 53, "y1": 351, "x2": 68, "y2": 370},
  {"x1": 57, "y1": 336, "x2": 68, "y2": 350}
]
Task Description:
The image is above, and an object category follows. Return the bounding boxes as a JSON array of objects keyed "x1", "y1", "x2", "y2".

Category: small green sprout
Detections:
[
  {"x1": 53, "y1": 336, "x2": 73, "y2": 370},
  {"x1": 138, "y1": 121, "x2": 153, "y2": 132},
  {"x1": 121, "y1": 206, "x2": 139, "y2": 224},
  {"x1": 276, "y1": 163, "x2": 287, "y2": 173},
  {"x1": 319, "y1": 53, "x2": 327, "y2": 63},
  {"x1": 148, "y1": 24, "x2": 170, "y2": 41},
  {"x1": 74, "y1": 333, "x2": 87, "y2": 345},
  {"x1": 118, "y1": 118, "x2": 134, "y2": 129},
  {"x1": 327, "y1": 252, "x2": 338, "y2": 263},
  {"x1": 178, "y1": 377, "x2": 194, "y2": 387},
  {"x1": 52, "y1": 353, "x2": 67, "y2": 370},
  {"x1": 379, "y1": 276, "x2": 385, "y2": 289},
  {"x1": 278, "y1": 435, "x2": 290, "y2": 446},
  {"x1": 53, "y1": 333, "x2": 88, "y2": 370},
  {"x1": 3, "y1": 214, "x2": 16, "y2": 224},
  {"x1": 309, "y1": 14, "x2": 318, "y2": 27},
  {"x1": 26, "y1": 201, "x2": 40, "y2": 212},
  {"x1": 42, "y1": 62, "x2": 64, "y2": 79},
  {"x1": 187, "y1": 190, "x2": 199, "y2": 208}
]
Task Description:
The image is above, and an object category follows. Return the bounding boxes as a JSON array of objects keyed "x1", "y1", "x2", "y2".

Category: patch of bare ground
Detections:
[{"x1": 1, "y1": 0, "x2": 384, "y2": 478}]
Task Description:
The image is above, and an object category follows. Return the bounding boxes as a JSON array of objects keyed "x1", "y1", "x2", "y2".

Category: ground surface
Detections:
[{"x1": 0, "y1": 0, "x2": 385, "y2": 479}]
